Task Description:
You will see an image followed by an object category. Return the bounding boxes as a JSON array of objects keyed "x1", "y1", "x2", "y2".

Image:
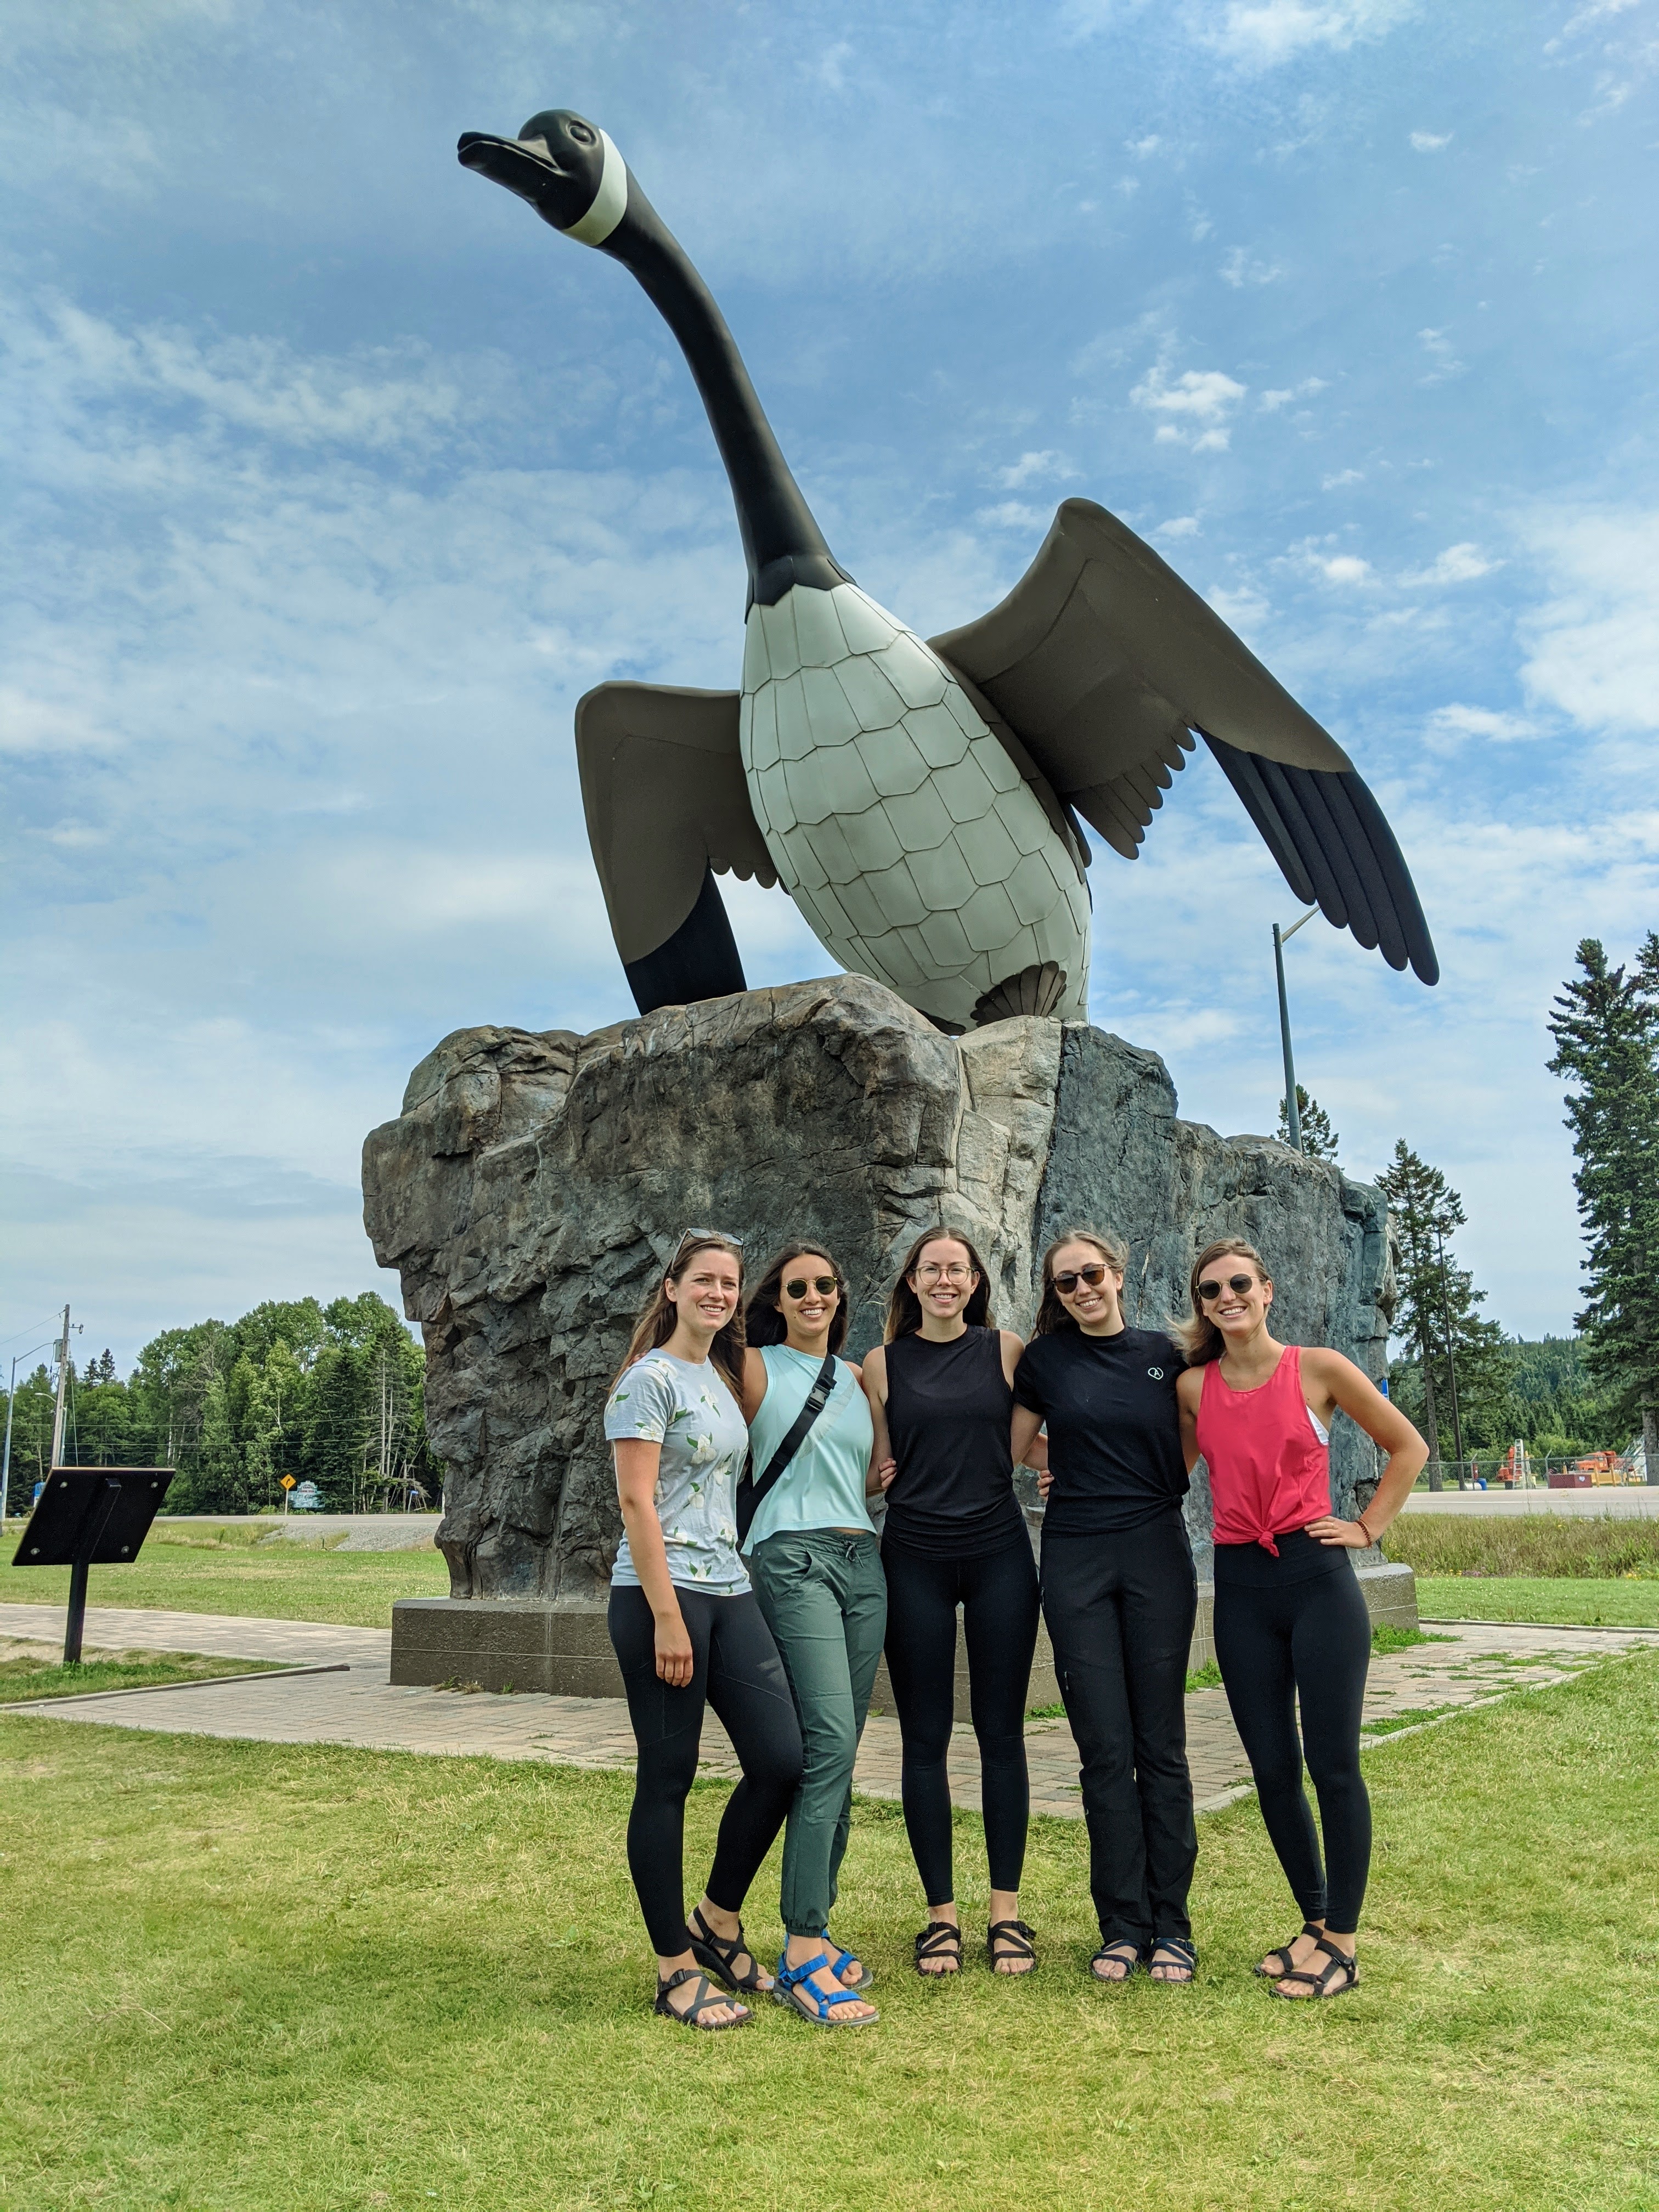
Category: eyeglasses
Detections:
[
  {"x1": 915, "y1": 1261, "x2": 974, "y2": 1282},
  {"x1": 783, "y1": 1276, "x2": 839, "y2": 1300},
  {"x1": 1053, "y1": 1263, "x2": 1109, "y2": 1295},
  {"x1": 674, "y1": 1227, "x2": 744, "y2": 1259},
  {"x1": 1198, "y1": 1272, "x2": 1258, "y2": 1303}
]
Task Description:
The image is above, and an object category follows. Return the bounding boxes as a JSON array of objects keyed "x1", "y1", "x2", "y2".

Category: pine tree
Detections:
[
  {"x1": 1278, "y1": 1085, "x2": 1339, "y2": 1160},
  {"x1": 1547, "y1": 936, "x2": 1659, "y2": 1472},
  {"x1": 1375, "y1": 1141, "x2": 1512, "y2": 1482}
]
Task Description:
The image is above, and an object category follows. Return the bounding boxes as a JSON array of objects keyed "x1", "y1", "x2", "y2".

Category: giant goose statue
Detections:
[{"x1": 459, "y1": 111, "x2": 1438, "y2": 1031}]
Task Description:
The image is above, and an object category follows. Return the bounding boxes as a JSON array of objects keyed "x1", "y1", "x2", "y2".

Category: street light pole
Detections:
[
  {"x1": 1, "y1": 1339, "x2": 57, "y2": 1528},
  {"x1": 1273, "y1": 909, "x2": 1318, "y2": 1152}
]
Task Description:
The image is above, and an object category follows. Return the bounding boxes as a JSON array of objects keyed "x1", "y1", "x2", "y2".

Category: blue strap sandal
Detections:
[
  {"x1": 1147, "y1": 1936, "x2": 1197, "y2": 1983},
  {"x1": 822, "y1": 1931, "x2": 873, "y2": 1990},
  {"x1": 773, "y1": 1950, "x2": 881, "y2": 2027}
]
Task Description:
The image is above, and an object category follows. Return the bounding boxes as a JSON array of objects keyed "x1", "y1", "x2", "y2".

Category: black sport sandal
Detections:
[
  {"x1": 654, "y1": 1967, "x2": 752, "y2": 2029},
  {"x1": 1269, "y1": 1935, "x2": 1359, "y2": 2000}
]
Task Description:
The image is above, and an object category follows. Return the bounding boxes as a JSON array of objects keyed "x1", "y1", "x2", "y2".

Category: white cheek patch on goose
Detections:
[{"x1": 563, "y1": 131, "x2": 627, "y2": 247}]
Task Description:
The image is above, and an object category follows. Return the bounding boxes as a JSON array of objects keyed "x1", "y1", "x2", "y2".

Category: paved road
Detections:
[
  {"x1": 1400, "y1": 1488, "x2": 1659, "y2": 1519},
  {"x1": 154, "y1": 1513, "x2": 442, "y2": 1552},
  {"x1": 5, "y1": 1602, "x2": 1655, "y2": 1820}
]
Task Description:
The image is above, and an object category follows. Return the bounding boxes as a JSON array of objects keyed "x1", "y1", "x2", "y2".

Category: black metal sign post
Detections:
[{"x1": 10, "y1": 1469, "x2": 174, "y2": 1664}]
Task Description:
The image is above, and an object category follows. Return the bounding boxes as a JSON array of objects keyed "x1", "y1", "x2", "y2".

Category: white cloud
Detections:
[
  {"x1": 1519, "y1": 507, "x2": 1659, "y2": 735},
  {"x1": 975, "y1": 500, "x2": 1051, "y2": 532},
  {"x1": 1207, "y1": 584, "x2": 1271, "y2": 631},
  {"x1": 1132, "y1": 363, "x2": 1246, "y2": 451},
  {"x1": 1401, "y1": 542, "x2": 1500, "y2": 585},
  {"x1": 1322, "y1": 467, "x2": 1364, "y2": 489},
  {"x1": 1221, "y1": 245, "x2": 1285, "y2": 287},
  {"x1": 1155, "y1": 515, "x2": 1201, "y2": 539},
  {"x1": 1425, "y1": 703, "x2": 1539, "y2": 749},
  {"x1": 1126, "y1": 133, "x2": 1164, "y2": 157},
  {"x1": 995, "y1": 449, "x2": 1075, "y2": 489},
  {"x1": 1418, "y1": 326, "x2": 1467, "y2": 383},
  {"x1": 1318, "y1": 554, "x2": 1372, "y2": 584},
  {"x1": 1409, "y1": 130, "x2": 1452, "y2": 150},
  {"x1": 1260, "y1": 377, "x2": 1328, "y2": 411},
  {"x1": 0, "y1": 685, "x2": 116, "y2": 754},
  {"x1": 1203, "y1": 0, "x2": 1419, "y2": 67}
]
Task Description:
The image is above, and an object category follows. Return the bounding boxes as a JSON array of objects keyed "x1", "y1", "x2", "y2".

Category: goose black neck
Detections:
[{"x1": 603, "y1": 188, "x2": 849, "y2": 608}]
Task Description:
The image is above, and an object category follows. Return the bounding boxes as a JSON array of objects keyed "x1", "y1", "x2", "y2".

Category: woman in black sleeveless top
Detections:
[{"x1": 863, "y1": 1229, "x2": 1042, "y2": 1977}]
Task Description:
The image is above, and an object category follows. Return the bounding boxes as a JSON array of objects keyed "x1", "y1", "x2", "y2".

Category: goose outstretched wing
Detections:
[
  {"x1": 929, "y1": 498, "x2": 1438, "y2": 984},
  {"x1": 575, "y1": 682, "x2": 777, "y2": 996}
]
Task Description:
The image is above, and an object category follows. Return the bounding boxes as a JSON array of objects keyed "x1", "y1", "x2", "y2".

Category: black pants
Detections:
[
  {"x1": 1213, "y1": 1544, "x2": 1373, "y2": 1933},
  {"x1": 607, "y1": 1584, "x2": 804, "y2": 1959},
  {"x1": 1041, "y1": 1514, "x2": 1198, "y2": 1949},
  {"x1": 881, "y1": 1537, "x2": 1041, "y2": 1904}
]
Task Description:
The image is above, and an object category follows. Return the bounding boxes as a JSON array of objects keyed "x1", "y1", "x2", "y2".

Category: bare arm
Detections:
[
  {"x1": 1011, "y1": 1404, "x2": 1046, "y2": 1470},
  {"x1": 998, "y1": 1329, "x2": 1025, "y2": 1388},
  {"x1": 740, "y1": 1346, "x2": 769, "y2": 1424},
  {"x1": 1300, "y1": 1348, "x2": 1429, "y2": 1548},
  {"x1": 862, "y1": 1344, "x2": 896, "y2": 1494},
  {"x1": 1176, "y1": 1368, "x2": 1203, "y2": 1475},
  {"x1": 612, "y1": 1438, "x2": 693, "y2": 1686}
]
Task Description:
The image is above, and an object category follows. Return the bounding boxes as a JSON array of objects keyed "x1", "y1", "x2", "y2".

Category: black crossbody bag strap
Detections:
[{"x1": 736, "y1": 1352, "x2": 840, "y2": 1543}]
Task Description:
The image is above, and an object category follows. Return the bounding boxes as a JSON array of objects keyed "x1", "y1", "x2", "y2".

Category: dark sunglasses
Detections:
[
  {"x1": 1198, "y1": 1272, "x2": 1258, "y2": 1303},
  {"x1": 1053, "y1": 1263, "x2": 1109, "y2": 1294},
  {"x1": 783, "y1": 1275, "x2": 839, "y2": 1300},
  {"x1": 674, "y1": 1226, "x2": 744, "y2": 1255}
]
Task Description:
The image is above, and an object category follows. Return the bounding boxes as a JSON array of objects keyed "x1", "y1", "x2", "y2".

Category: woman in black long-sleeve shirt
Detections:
[
  {"x1": 1011, "y1": 1228, "x2": 1198, "y2": 1985},
  {"x1": 863, "y1": 1228, "x2": 1041, "y2": 1978}
]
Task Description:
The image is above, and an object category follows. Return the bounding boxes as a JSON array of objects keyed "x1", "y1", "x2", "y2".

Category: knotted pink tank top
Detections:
[{"x1": 1195, "y1": 1345, "x2": 1330, "y2": 1554}]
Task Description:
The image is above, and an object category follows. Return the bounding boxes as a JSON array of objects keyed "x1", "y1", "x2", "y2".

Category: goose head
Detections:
[{"x1": 458, "y1": 109, "x2": 627, "y2": 246}]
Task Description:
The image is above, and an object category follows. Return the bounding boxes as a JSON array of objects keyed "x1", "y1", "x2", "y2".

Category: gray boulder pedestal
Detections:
[{"x1": 364, "y1": 974, "x2": 1414, "y2": 1706}]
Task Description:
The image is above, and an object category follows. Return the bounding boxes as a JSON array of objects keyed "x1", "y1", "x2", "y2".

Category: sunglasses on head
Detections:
[
  {"x1": 1198, "y1": 1272, "x2": 1258, "y2": 1303},
  {"x1": 672, "y1": 1227, "x2": 744, "y2": 1265},
  {"x1": 1053, "y1": 1263, "x2": 1110, "y2": 1294},
  {"x1": 783, "y1": 1274, "x2": 838, "y2": 1300}
]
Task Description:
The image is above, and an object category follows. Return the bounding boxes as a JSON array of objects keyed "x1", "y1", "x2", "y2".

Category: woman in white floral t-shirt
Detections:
[{"x1": 605, "y1": 1232, "x2": 803, "y2": 2030}]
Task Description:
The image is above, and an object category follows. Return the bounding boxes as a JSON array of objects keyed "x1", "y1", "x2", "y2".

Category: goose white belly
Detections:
[{"x1": 740, "y1": 583, "x2": 1091, "y2": 1031}]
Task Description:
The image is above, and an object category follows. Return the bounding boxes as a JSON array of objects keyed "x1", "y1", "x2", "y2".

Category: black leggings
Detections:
[
  {"x1": 607, "y1": 1584, "x2": 803, "y2": 1958},
  {"x1": 1213, "y1": 1548, "x2": 1372, "y2": 1933},
  {"x1": 881, "y1": 1537, "x2": 1041, "y2": 1904},
  {"x1": 1041, "y1": 1515, "x2": 1198, "y2": 1949}
]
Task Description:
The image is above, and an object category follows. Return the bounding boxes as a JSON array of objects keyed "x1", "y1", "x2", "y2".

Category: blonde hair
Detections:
[
  {"x1": 883, "y1": 1227, "x2": 994, "y2": 1342},
  {"x1": 1032, "y1": 1227, "x2": 1130, "y2": 1338},
  {"x1": 613, "y1": 1235, "x2": 747, "y2": 1401},
  {"x1": 1176, "y1": 1239, "x2": 1271, "y2": 1365}
]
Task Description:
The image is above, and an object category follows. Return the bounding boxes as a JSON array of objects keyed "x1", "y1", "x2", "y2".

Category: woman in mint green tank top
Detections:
[{"x1": 741, "y1": 1242, "x2": 886, "y2": 2028}]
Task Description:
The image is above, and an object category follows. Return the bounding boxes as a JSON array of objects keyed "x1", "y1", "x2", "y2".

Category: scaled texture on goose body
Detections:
[{"x1": 458, "y1": 110, "x2": 1439, "y2": 1032}]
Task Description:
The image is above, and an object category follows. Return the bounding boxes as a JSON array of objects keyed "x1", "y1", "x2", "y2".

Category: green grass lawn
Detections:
[
  {"x1": 1386, "y1": 1513, "x2": 1659, "y2": 1579},
  {"x1": 1418, "y1": 1576, "x2": 1659, "y2": 1627},
  {"x1": 0, "y1": 1650, "x2": 285, "y2": 1702},
  {"x1": 2, "y1": 1654, "x2": 1655, "y2": 2211},
  {"x1": 0, "y1": 1522, "x2": 449, "y2": 1628}
]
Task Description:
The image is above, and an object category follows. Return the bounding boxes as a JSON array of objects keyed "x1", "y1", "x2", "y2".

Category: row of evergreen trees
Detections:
[
  {"x1": 1276, "y1": 933, "x2": 1657, "y2": 1465},
  {"x1": 1, "y1": 1294, "x2": 441, "y2": 1515}
]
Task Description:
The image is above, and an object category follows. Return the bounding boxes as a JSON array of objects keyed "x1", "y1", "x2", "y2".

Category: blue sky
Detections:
[{"x1": 3, "y1": 0, "x2": 1656, "y2": 1367}]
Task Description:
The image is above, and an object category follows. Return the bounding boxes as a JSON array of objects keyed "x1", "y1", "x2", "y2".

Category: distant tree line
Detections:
[{"x1": 1, "y1": 1294, "x2": 442, "y2": 1515}]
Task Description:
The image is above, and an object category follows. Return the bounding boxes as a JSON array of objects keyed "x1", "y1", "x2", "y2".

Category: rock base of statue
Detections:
[{"x1": 363, "y1": 974, "x2": 1414, "y2": 1697}]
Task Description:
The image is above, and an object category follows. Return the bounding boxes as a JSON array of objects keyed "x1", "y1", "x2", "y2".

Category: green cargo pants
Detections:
[{"x1": 747, "y1": 1528, "x2": 888, "y2": 1937}]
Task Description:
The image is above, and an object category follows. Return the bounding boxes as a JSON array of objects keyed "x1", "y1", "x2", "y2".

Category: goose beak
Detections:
[{"x1": 457, "y1": 131, "x2": 561, "y2": 204}]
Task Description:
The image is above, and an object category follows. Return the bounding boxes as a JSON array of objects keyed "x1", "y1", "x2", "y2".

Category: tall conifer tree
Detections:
[{"x1": 1547, "y1": 935, "x2": 1659, "y2": 1473}]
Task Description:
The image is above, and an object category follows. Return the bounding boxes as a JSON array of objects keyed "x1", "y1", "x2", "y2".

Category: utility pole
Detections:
[
  {"x1": 1434, "y1": 1229, "x2": 1466, "y2": 1482},
  {"x1": 48, "y1": 1306, "x2": 72, "y2": 1473},
  {"x1": 1273, "y1": 909, "x2": 1318, "y2": 1152}
]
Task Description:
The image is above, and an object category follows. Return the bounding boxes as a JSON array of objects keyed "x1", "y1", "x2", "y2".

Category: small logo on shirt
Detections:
[{"x1": 1147, "y1": 1365, "x2": 1165, "y2": 1380}]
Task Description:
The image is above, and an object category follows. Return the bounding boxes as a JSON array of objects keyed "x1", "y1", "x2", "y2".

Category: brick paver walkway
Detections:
[{"x1": 3, "y1": 1603, "x2": 1655, "y2": 1818}]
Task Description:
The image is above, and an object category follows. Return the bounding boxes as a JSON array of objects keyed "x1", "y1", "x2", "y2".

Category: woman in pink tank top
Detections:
[{"x1": 1175, "y1": 1238, "x2": 1426, "y2": 1999}]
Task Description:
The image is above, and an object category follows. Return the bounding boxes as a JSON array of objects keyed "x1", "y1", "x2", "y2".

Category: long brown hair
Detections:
[
  {"x1": 1176, "y1": 1238, "x2": 1271, "y2": 1366},
  {"x1": 1032, "y1": 1226, "x2": 1131, "y2": 1338},
  {"x1": 746, "y1": 1241, "x2": 849, "y2": 1355},
  {"x1": 614, "y1": 1234, "x2": 747, "y2": 1401},
  {"x1": 883, "y1": 1226, "x2": 995, "y2": 1342}
]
